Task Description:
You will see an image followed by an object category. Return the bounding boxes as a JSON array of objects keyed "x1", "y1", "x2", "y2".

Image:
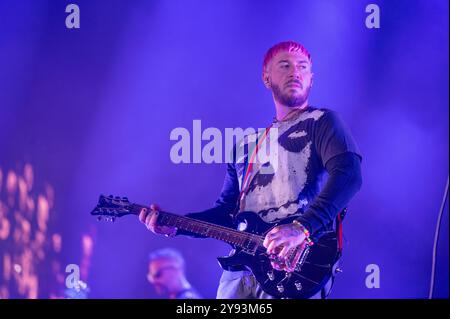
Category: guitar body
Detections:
[{"x1": 217, "y1": 211, "x2": 340, "y2": 299}]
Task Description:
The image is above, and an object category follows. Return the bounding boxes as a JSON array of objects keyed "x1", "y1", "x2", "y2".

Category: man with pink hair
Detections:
[{"x1": 140, "y1": 41, "x2": 362, "y2": 299}]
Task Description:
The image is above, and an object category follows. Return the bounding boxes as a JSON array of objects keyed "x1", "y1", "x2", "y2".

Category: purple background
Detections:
[{"x1": 0, "y1": 0, "x2": 448, "y2": 298}]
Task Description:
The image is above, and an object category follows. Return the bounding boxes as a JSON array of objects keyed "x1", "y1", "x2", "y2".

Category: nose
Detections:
[{"x1": 290, "y1": 67, "x2": 303, "y2": 80}]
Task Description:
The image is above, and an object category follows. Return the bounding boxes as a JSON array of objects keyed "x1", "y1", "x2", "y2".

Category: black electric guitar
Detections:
[{"x1": 91, "y1": 195, "x2": 342, "y2": 299}]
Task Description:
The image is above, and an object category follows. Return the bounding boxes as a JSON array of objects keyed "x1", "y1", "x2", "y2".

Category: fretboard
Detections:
[{"x1": 132, "y1": 204, "x2": 262, "y2": 250}]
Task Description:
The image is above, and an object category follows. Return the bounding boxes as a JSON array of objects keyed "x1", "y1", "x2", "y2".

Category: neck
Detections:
[
  {"x1": 168, "y1": 278, "x2": 191, "y2": 298},
  {"x1": 274, "y1": 99, "x2": 309, "y2": 121}
]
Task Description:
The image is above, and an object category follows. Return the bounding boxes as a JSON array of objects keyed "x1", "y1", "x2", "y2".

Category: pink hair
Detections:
[{"x1": 262, "y1": 41, "x2": 312, "y2": 73}]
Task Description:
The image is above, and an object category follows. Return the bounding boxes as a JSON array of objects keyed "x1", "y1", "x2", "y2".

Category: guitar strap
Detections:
[
  {"x1": 336, "y1": 208, "x2": 347, "y2": 256},
  {"x1": 237, "y1": 125, "x2": 273, "y2": 211},
  {"x1": 323, "y1": 208, "x2": 347, "y2": 299}
]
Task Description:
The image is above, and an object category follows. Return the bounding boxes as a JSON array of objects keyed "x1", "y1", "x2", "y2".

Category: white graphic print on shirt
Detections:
[{"x1": 238, "y1": 109, "x2": 325, "y2": 223}]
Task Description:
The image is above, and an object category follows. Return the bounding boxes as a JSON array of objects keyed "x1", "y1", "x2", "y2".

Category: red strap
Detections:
[
  {"x1": 337, "y1": 211, "x2": 344, "y2": 253},
  {"x1": 238, "y1": 125, "x2": 272, "y2": 204}
]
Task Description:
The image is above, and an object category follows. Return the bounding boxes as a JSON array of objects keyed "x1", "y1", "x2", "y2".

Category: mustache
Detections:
[{"x1": 284, "y1": 79, "x2": 303, "y2": 88}]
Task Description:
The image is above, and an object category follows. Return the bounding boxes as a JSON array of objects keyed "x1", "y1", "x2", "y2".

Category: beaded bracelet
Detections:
[{"x1": 292, "y1": 220, "x2": 314, "y2": 246}]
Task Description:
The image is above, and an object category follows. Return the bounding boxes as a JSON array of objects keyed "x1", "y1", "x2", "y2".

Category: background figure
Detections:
[{"x1": 147, "y1": 248, "x2": 202, "y2": 299}]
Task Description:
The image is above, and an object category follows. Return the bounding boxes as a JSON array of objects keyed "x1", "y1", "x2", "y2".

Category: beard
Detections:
[{"x1": 271, "y1": 82, "x2": 311, "y2": 108}]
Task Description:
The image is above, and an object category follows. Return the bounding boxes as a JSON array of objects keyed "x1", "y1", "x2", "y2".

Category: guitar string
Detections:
[{"x1": 153, "y1": 208, "x2": 266, "y2": 247}]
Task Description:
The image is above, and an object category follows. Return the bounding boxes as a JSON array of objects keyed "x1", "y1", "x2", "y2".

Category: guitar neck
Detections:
[{"x1": 131, "y1": 204, "x2": 261, "y2": 250}]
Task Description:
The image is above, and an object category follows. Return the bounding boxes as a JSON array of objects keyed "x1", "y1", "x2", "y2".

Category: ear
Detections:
[
  {"x1": 262, "y1": 72, "x2": 271, "y2": 89},
  {"x1": 310, "y1": 72, "x2": 314, "y2": 88}
]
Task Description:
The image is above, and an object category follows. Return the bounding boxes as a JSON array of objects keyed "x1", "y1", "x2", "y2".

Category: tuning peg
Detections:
[{"x1": 97, "y1": 216, "x2": 103, "y2": 221}]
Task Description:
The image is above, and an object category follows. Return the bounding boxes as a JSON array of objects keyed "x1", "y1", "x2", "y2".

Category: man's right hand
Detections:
[{"x1": 138, "y1": 204, "x2": 177, "y2": 237}]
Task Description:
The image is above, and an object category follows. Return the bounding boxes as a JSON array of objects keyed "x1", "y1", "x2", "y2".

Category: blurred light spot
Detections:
[
  {"x1": 52, "y1": 233, "x2": 62, "y2": 253},
  {"x1": 0, "y1": 164, "x2": 63, "y2": 298},
  {"x1": 6, "y1": 171, "x2": 17, "y2": 195},
  {"x1": 82, "y1": 234, "x2": 94, "y2": 257},
  {"x1": 37, "y1": 195, "x2": 49, "y2": 232},
  {"x1": 0, "y1": 217, "x2": 10, "y2": 240},
  {"x1": 13, "y1": 264, "x2": 22, "y2": 274},
  {"x1": 23, "y1": 163, "x2": 34, "y2": 191},
  {"x1": 3, "y1": 254, "x2": 11, "y2": 280}
]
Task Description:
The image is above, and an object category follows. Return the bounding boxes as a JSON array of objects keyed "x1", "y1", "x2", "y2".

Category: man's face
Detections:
[
  {"x1": 263, "y1": 50, "x2": 313, "y2": 108},
  {"x1": 147, "y1": 258, "x2": 181, "y2": 295}
]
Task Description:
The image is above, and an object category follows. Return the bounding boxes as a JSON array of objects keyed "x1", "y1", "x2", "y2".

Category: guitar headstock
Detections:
[{"x1": 90, "y1": 195, "x2": 135, "y2": 222}]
